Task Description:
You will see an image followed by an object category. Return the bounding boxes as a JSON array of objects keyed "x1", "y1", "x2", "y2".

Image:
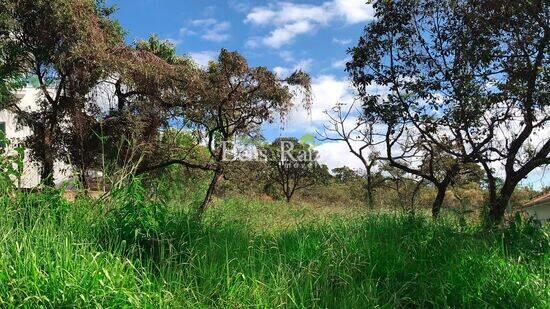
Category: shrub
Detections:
[
  {"x1": 105, "y1": 178, "x2": 167, "y2": 252},
  {"x1": 0, "y1": 132, "x2": 23, "y2": 194}
]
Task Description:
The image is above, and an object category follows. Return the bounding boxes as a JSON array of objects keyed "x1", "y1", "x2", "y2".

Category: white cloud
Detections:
[
  {"x1": 331, "y1": 58, "x2": 350, "y2": 69},
  {"x1": 279, "y1": 75, "x2": 387, "y2": 134},
  {"x1": 190, "y1": 18, "x2": 218, "y2": 27},
  {"x1": 273, "y1": 66, "x2": 289, "y2": 77},
  {"x1": 179, "y1": 28, "x2": 196, "y2": 36},
  {"x1": 333, "y1": 37, "x2": 352, "y2": 45},
  {"x1": 333, "y1": 0, "x2": 375, "y2": 24},
  {"x1": 245, "y1": 38, "x2": 260, "y2": 49},
  {"x1": 202, "y1": 21, "x2": 231, "y2": 42},
  {"x1": 246, "y1": 7, "x2": 277, "y2": 25},
  {"x1": 273, "y1": 58, "x2": 314, "y2": 78},
  {"x1": 229, "y1": 0, "x2": 251, "y2": 13},
  {"x1": 284, "y1": 75, "x2": 355, "y2": 130},
  {"x1": 246, "y1": 2, "x2": 330, "y2": 25},
  {"x1": 245, "y1": 1, "x2": 374, "y2": 48},
  {"x1": 315, "y1": 141, "x2": 367, "y2": 171},
  {"x1": 188, "y1": 51, "x2": 217, "y2": 67},
  {"x1": 263, "y1": 21, "x2": 314, "y2": 48},
  {"x1": 180, "y1": 18, "x2": 231, "y2": 42},
  {"x1": 279, "y1": 50, "x2": 295, "y2": 62}
]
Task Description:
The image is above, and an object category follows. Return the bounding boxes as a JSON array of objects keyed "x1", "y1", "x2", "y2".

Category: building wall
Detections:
[
  {"x1": 524, "y1": 202, "x2": 550, "y2": 222},
  {"x1": 0, "y1": 87, "x2": 74, "y2": 188}
]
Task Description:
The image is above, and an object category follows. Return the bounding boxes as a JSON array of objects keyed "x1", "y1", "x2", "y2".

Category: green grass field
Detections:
[{"x1": 0, "y1": 186, "x2": 548, "y2": 308}]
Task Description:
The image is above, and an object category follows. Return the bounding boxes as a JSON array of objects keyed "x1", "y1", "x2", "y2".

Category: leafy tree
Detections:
[
  {"x1": 183, "y1": 50, "x2": 312, "y2": 212},
  {"x1": 0, "y1": 13, "x2": 24, "y2": 107},
  {"x1": 0, "y1": 0, "x2": 124, "y2": 185},
  {"x1": 264, "y1": 137, "x2": 328, "y2": 203},
  {"x1": 332, "y1": 166, "x2": 362, "y2": 183},
  {"x1": 347, "y1": 0, "x2": 549, "y2": 223},
  {"x1": 101, "y1": 35, "x2": 197, "y2": 178}
]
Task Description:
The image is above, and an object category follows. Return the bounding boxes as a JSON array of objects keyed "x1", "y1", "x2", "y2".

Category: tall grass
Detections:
[{"x1": 0, "y1": 183, "x2": 548, "y2": 307}]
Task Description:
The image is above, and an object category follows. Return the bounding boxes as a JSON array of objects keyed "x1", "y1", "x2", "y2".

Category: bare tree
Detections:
[
  {"x1": 347, "y1": 0, "x2": 548, "y2": 223},
  {"x1": 318, "y1": 100, "x2": 384, "y2": 208},
  {"x1": 379, "y1": 162, "x2": 425, "y2": 214}
]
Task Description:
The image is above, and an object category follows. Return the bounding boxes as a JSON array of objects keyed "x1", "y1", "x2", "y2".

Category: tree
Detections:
[
  {"x1": 378, "y1": 162, "x2": 425, "y2": 214},
  {"x1": 319, "y1": 100, "x2": 384, "y2": 208},
  {"x1": 101, "y1": 35, "x2": 198, "y2": 178},
  {"x1": 184, "y1": 50, "x2": 312, "y2": 212},
  {"x1": 0, "y1": 8, "x2": 25, "y2": 107},
  {"x1": 332, "y1": 166, "x2": 362, "y2": 183},
  {"x1": 264, "y1": 137, "x2": 328, "y2": 203},
  {"x1": 320, "y1": 92, "x2": 462, "y2": 216},
  {"x1": 386, "y1": 126, "x2": 464, "y2": 217},
  {"x1": 0, "y1": 0, "x2": 124, "y2": 185},
  {"x1": 347, "y1": 0, "x2": 548, "y2": 223}
]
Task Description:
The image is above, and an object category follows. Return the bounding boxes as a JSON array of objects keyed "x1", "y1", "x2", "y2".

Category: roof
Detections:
[{"x1": 524, "y1": 192, "x2": 550, "y2": 208}]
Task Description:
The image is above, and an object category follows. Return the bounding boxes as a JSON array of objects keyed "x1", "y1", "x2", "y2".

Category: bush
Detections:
[
  {"x1": 105, "y1": 178, "x2": 167, "y2": 253},
  {"x1": 0, "y1": 132, "x2": 23, "y2": 194}
]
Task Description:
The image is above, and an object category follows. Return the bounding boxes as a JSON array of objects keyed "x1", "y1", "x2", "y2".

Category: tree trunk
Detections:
[
  {"x1": 432, "y1": 165, "x2": 460, "y2": 219},
  {"x1": 79, "y1": 167, "x2": 88, "y2": 190},
  {"x1": 41, "y1": 132, "x2": 55, "y2": 187},
  {"x1": 41, "y1": 156, "x2": 55, "y2": 187},
  {"x1": 198, "y1": 168, "x2": 224, "y2": 214},
  {"x1": 487, "y1": 181, "x2": 516, "y2": 224},
  {"x1": 365, "y1": 166, "x2": 375, "y2": 209},
  {"x1": 285, "y1": 194, "x2": 292, "y2": 203},
  {"x1": 284, "y1": 182, "x2": 294, "y2": 203},
  {"x1": 431, "y1": 184, "x2": 447, "y2": 218}
]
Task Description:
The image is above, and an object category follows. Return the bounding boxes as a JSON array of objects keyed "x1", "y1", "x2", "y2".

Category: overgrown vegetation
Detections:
[
  {"x1": 0, "y1": 0, "x2": 548, "y2": 306},
  {"x1": 0, "y1": 178, "x2": 547, "y2": 307}
]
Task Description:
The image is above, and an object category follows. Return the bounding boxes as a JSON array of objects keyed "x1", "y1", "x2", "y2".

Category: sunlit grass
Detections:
[{"x1": 0, "y1": 190, "x2": 548, "y2": 307}]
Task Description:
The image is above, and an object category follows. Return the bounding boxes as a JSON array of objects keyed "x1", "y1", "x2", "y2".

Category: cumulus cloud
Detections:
[
  {"x1": 273, "y1": 58, "x2": 313, "y2": 78},
  {"x1": 315, "y1": 141, "x2": 367, "y2": 171},
  {"x1": 188, "y1": 51, "x2": 218, "y2": 67},
  {"x1": 279, "y1": 50, "x2": 295, "y2": 62},
  {"x1": 246, "y1": 2, "x2": 330, "y2": 25},
  {"x1": 278, "y1": 75, "x2": 355, "y2": 135},
  {"x1": 245, "y1": 0, "x2": 374, "y2": 48},
  {"x1": 332, "y1": 0, "x2": 375, "y2": 24},
  {"x1": 277, "y1": 74, "x2": 388, "y2": 136},
  {"x1": 263, "y1": 21, "x2": 314, "y2": 48}
]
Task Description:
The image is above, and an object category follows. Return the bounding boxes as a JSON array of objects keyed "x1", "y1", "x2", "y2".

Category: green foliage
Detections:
[
  {"x1": 263, "y1": 137, "x2": 330, "y2": 202},
  {"x1": 0, "y1": 132, "x2": 23, "y2": 194},
  {"x1": 0, "y1": 190, "x2": 547, "y2": 307},
  {"x1": 299, "y1": 133, "x2": 317, "y2": 146},
  {"x1": 106, "y1": 178, "x2": 167, "y2": 250},
  {"x1": 135, "y1": 35, "x2": 188, "y2": 65},
  {"x1": 503, "y1": 213, "x2": 549, "y2": 261}
]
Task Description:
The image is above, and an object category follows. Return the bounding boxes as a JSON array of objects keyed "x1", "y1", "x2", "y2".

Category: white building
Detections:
[
  {"x1": 0, "y1": 87, "x2": 74, "y2": 187},
  {"x1": 523, "y1": 193, "x2": 550, "y2": 222}
]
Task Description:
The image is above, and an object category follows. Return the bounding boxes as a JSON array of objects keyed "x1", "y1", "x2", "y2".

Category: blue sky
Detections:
[
  {"x1": 108, "y1": 0, "x2": 377, "y2": 168},
  {"x1": 107, "y1": 0, "x2": 549, "y2": 189},
  {"x1": 108, "y1": 1, "x2": 366, "y2": 82}
]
